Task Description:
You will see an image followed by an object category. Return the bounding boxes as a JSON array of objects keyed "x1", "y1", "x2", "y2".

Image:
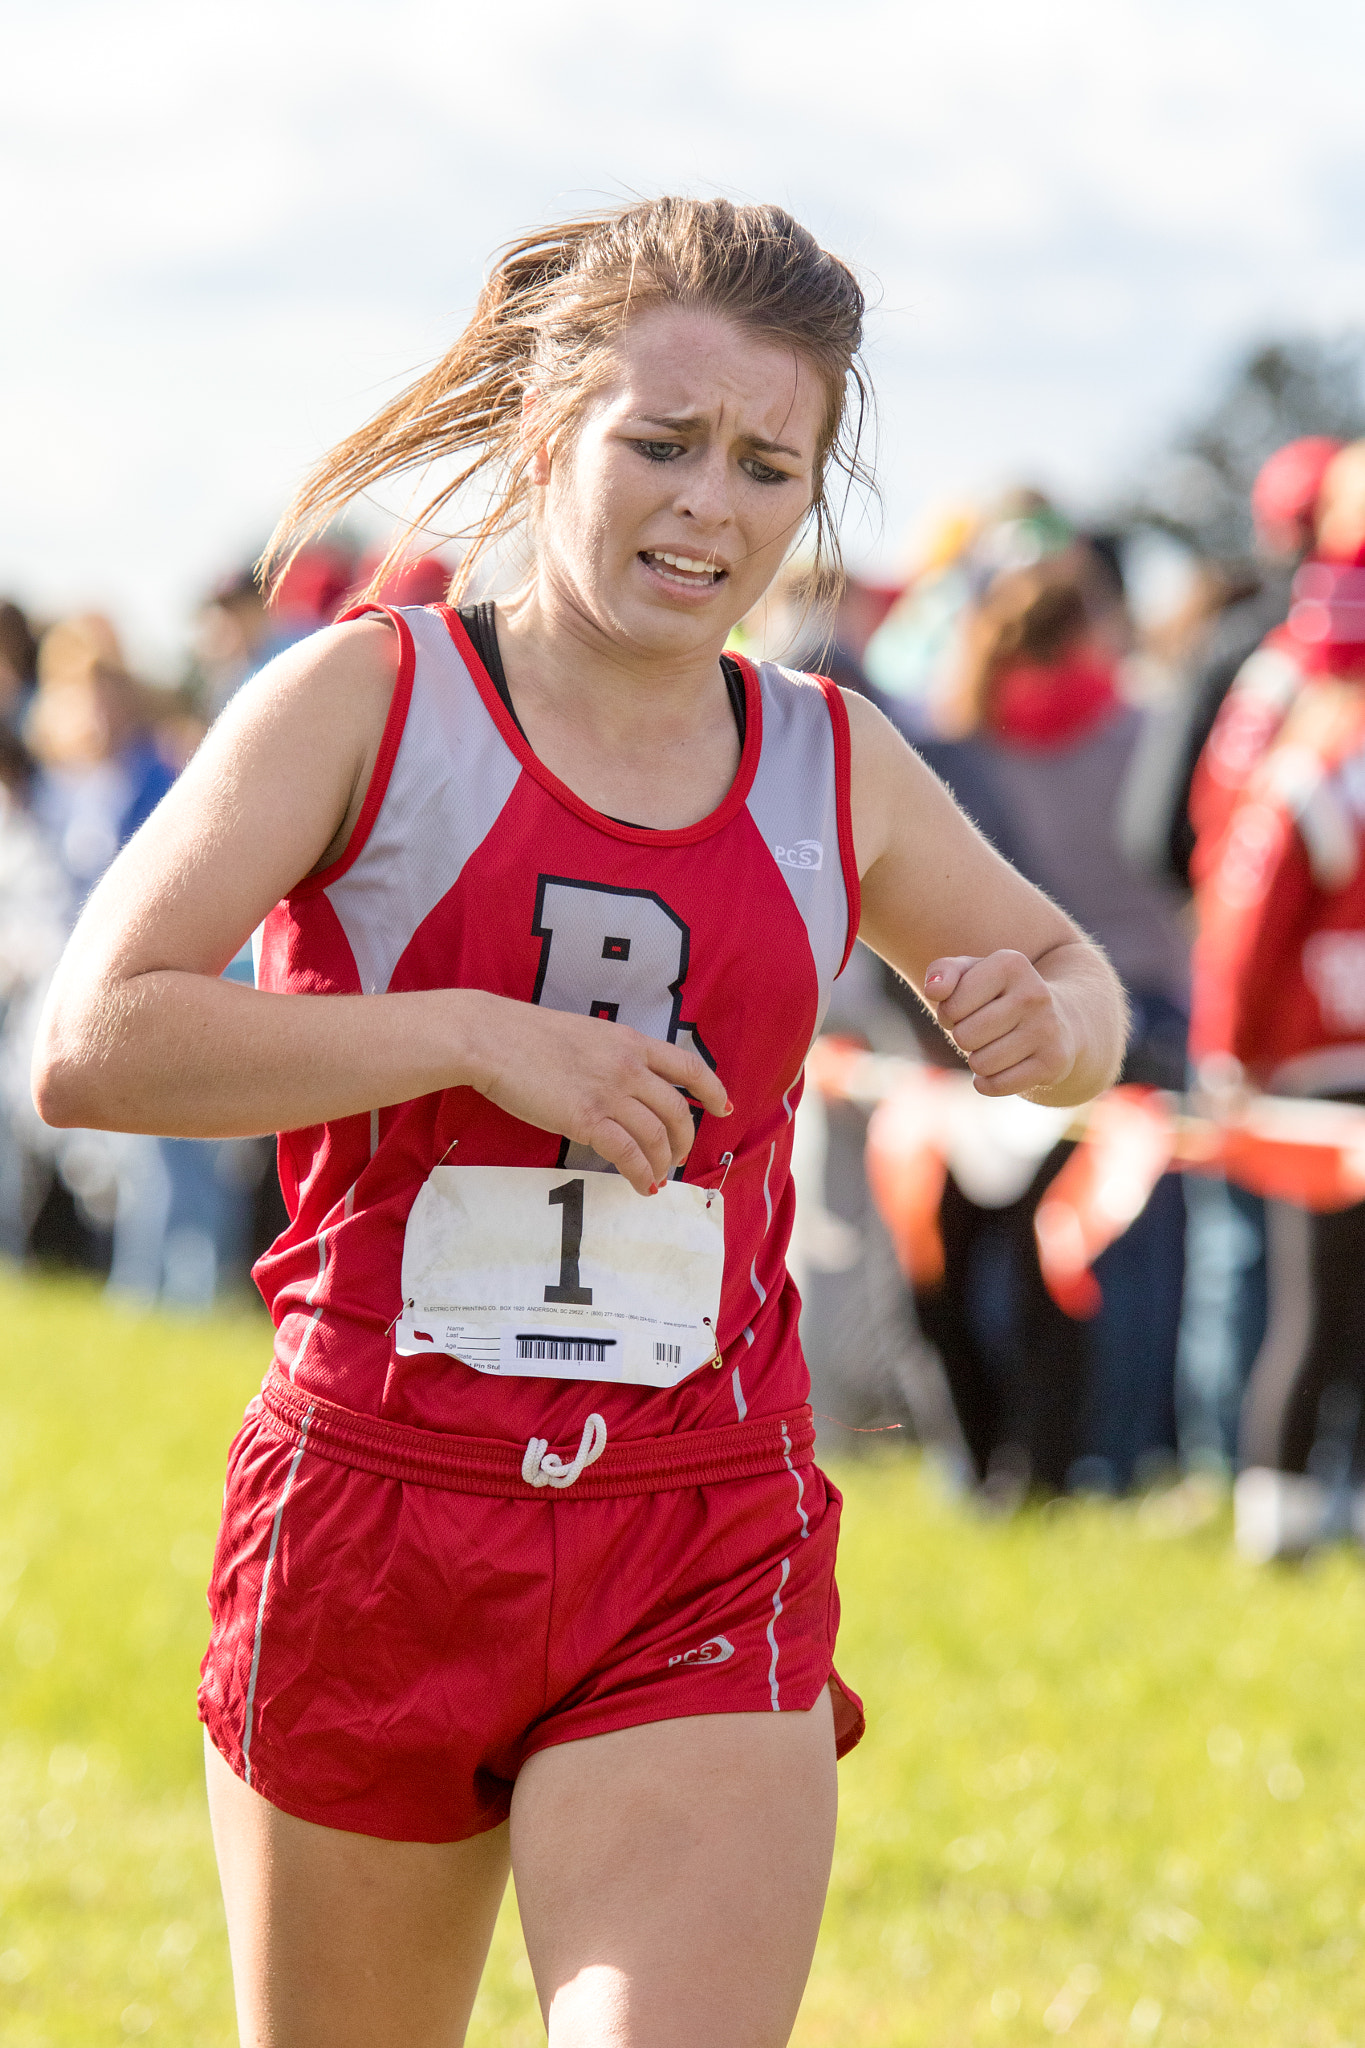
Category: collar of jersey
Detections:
[{"x1": 437, "y1": 604, "x2": 764, "y2": 845}]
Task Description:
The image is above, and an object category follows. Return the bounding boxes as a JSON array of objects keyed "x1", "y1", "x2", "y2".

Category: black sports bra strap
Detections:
[
  {"x1": 456, "y1": 603, "x2": 747, "y2": 756},
  {"x1": 454, "y1": 603, "x2": 747, "y2": 830}
]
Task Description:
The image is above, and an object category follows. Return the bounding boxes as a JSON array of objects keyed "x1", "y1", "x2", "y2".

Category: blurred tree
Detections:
[{"x1": 1124, "y1": 335, "x2": 1365, "y2": 561}]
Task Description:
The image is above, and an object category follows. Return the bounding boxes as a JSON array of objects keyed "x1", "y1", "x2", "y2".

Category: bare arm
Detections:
[
  {"x1": 846, "y1": 692, "x2": 1127, "y2": 1106},
  {"x1": 32, "y1": 620, "x2": 727, "y2": 1195}
]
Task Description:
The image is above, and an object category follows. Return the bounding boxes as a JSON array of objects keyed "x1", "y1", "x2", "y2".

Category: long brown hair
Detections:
[{"x1": 261, "y1": 197, "x2": 872, "y2": 607}]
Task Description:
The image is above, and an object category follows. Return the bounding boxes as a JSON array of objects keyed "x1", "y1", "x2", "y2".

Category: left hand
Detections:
[{"x1": 925, "y1": 950, "x2": 1078, "y2": 1098}]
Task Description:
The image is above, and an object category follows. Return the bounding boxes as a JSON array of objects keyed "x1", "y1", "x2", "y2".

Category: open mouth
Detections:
[{"x1": 639, "y1": 549, "x2": 726, "y2": 591}]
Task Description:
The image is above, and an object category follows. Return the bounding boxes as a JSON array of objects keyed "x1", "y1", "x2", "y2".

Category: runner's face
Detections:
[{"x1": 533, "y1": 306, "x2": 826, "y2": 656}]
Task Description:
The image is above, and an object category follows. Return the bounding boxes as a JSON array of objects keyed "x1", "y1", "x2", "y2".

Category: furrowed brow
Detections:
[{"x1": 634, "y1": 415, "x2": 804, "y2": 462}]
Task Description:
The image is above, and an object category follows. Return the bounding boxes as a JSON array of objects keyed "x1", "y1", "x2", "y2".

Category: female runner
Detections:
[{"x1": 34, "y1": 198, "x2": 1125, "y2": 2047}]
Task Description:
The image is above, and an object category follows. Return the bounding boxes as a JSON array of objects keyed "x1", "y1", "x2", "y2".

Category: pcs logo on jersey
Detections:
[
  {"x1": 774, "y1": 838, "x2": 823, "y2": 871},
  {"x1": 668, "y1": 1635, "x2": 735, "y2": 1668}
]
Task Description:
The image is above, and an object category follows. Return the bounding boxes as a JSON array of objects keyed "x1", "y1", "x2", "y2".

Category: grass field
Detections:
[{"x1": 3, "y1": 1269, "x2": 1365, "y2": 2044}]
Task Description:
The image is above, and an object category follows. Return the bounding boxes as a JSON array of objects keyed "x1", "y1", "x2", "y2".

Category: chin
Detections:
[
  {"x1": 628, "y1": 608, "x2": 728, "y2": 658},
  {"x1": 616, "y1": 584, "x2": 740, "y2": 651}
]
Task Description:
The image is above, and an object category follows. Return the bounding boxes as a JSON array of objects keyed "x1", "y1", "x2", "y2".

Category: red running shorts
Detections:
[{"x1": 198, "y1": 1377, "x2": 865, "y2": 1843}]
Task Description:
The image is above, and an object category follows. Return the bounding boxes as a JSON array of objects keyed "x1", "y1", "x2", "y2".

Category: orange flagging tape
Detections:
[{"x1": 804, "y1": 1041, "x2": 1365, "y2": 1321}]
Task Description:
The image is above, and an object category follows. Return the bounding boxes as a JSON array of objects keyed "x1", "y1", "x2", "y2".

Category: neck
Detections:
[
  {"x1": 487, "y1": 565, "x2": 742, "y2": 830},
  {"x1": 498, "y1": 564, "x2": 729, "y2": 733}
]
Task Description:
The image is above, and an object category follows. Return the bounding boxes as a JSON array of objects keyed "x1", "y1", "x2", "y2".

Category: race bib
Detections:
[{"x1": 394, "y1": 1165, "x2": 726, "y2": 1388}]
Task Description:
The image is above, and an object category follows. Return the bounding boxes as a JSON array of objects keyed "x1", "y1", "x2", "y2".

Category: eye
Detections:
[
  {"x1": 633, "y1": 439, "x2": 685, "y2": 463},
  {"x1": 741, "y1": 457, "x2": 794, "y2": 486}
]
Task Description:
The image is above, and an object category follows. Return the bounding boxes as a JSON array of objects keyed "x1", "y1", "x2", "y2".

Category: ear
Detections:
[{"x1": 520, "y1": 388, "x2": 552, "y2": 486}]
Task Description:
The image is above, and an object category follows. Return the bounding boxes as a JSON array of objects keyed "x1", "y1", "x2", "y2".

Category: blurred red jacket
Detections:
[
  {"x1": 1187, "y1": 621, "x2": 1307, "y2": 891},
  {"x1": 1190, "y1": 562, "x2": 1365, "y2": 1091}
]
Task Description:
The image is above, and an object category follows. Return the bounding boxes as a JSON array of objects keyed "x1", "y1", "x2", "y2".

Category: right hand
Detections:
[{"x1": 462, "y1": 992, "x2": 731, "y2": 1196}]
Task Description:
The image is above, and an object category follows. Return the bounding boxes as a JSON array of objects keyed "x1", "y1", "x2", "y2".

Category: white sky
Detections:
[{"x1": 4, "y1": 0, "x2": 1363, "y2": 668}]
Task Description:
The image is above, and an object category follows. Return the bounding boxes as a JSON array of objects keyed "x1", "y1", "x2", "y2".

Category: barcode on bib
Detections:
[
  {"x1": 515, "y1": 1335, "x2": 616, "y2": 1363},
  {"x1": 655, "y1": 1342, "x2": 682, "y2": 1366}
]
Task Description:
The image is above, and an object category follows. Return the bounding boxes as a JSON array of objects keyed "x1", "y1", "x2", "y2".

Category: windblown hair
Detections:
[{"x1": 261, "y1": 196, "x2": 872, "y2": 606}]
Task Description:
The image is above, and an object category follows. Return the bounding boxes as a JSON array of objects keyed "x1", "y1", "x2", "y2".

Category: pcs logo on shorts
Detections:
[{"x1": 668, "y1": 1635, "x2": 735, "y2": 1668}]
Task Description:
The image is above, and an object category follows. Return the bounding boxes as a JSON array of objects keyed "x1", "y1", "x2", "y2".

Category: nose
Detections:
[{"x1": 671, "y1": 445, "x2": 733, "y2": 532}]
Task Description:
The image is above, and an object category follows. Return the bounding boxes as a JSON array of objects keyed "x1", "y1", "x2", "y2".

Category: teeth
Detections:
[{"x1": 648, "y1": 551, "x2": 720, "y2": 577}]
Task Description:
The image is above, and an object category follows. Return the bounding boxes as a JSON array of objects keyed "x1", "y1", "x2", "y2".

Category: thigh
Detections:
[
  {"x1": 206, "y1": 1736, "x2": 511, "y2": 2048},
  {"x1": 510, "y1": 1691, "x2": 838, "y2": 2048}
]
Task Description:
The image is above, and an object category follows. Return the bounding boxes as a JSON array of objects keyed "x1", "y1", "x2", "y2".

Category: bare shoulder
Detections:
[
  {"x1": 102, "y1": 612, "x2": 407, "y2": 941},
  {"x1": 839, "y1": 684, "x2": 891, "y2": 738},
  {"x1": 223, "y1": 613, "x2": 401, "y2": 749},
  {"x1": 839, "y1": 685, "x2": 931, "y2": 777},
  {"x1": 839, "y1": 685, "x2": 953, "y2": 874},
  {"x1": 191, "y1": 613, "x2": 404, "y2": 881}
]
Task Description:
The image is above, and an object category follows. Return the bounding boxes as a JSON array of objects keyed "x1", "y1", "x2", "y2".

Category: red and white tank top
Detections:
[{"x1": 252, "y1": 603, "x2": 860, "y2": 1442}]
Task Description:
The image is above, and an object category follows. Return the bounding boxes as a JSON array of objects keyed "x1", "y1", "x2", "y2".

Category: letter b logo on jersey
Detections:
[
  {"x1": 530, "y1": 876, "x2": 714, "y2": 1171},
  {"x1": 532, "y1": 877, "x2": 689, "y2": 1040}
]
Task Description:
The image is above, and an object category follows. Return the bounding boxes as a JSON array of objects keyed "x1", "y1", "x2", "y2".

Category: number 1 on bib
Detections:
[
  {"x1": 396, "y1": 1165, "x2": 725, "y2": 1387},
  {"x1": 545, "y1": 1178, "x2": 592, "y2": 1304}
]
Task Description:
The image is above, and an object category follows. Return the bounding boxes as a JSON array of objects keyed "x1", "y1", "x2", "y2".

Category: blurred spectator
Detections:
[
  {"x1": 1121, "y1": 437, "x2": 1344, "y2": 895},
  {"x1": 18, "y1": 616, "x2": 173, "y2": 1285},
  {"x1": 1186, "y1": 443, "x2": 1365, "y2": 1522},
  {"x1": 758, "y1": 565, "x2": 901, "y2": 694},
  {"x1": 0, "y1": 600, "x2": 40, "y2": 734},
  {"x1": 187, "y1": 570, "x2": 274, "y2": 724},
  {"x1": 270, "y1": 540, "x2": 356, "y2": 640},
  {"x1": 25, "y1": 615, "x2": 174, "y2": 902},
  {"x1": 1143, "y1": 441, "x2": 1345, "y2": 1481},
  {"x1": 19, "y1": 615, "x2": 258, "y2": 1310},
  {"x1": 792, "y1": 939, "x2": 974, "y2": 1471},
  {"x1": 0, "y1": 724, "x2": 70, "y2": 1258},
  {"x1": 861, "y1": 505, "x2": 980, "y2": 719},
  {"x1": 935, "y1": 545, "x2": 1189, "y2": 1078},
  {"x1": 864, "y1": 490, "x2": 1088, "y2": 731},
  {"x1": 187, "y1": 538, "x2": 364, "y2": 725},
  {"x1": 353, "y1": 547, "x2": 455, "y2": 611},
  {"x1": 910, "y1": 543, "x2": 1191, "y2": 1493}
]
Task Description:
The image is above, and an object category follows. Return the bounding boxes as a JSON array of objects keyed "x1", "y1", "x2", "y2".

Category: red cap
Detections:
[
  {"x1": 356, "y1": 551, "x2": 454, "y2": 609},
  {"x1": 270, "y1": 543, "x2": 357, "y2": 625},
  {"x1": 1250, "y1": 437, "x2": 1344, "y2": 551}
]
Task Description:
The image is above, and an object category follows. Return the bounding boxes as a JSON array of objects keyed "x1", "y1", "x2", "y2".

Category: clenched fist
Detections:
[{"x1": 925, "y1": 950, "x2": 1078, "y2": 1099}]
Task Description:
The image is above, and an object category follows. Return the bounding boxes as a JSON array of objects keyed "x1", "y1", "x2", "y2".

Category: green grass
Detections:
[{"x1": 2, "y1": 1269, "x2": 1365, "y2": 2044}]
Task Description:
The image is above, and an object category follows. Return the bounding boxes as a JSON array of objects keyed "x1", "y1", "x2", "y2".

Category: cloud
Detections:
[{"x1": 2, "y1": 0, "x2": 1361, "y2": 656}]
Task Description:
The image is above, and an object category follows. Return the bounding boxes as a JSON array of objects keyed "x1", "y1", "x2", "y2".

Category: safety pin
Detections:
[
  {"x1": 704, "y1": 1152, "x2": 734, "y2": 1211},
  {"x1": 385, "y1": 1141, "x2": 458, "y2": 1335},
  {"x1": 703, "y1": 1315, "x2": 724, "y2": 1369}
]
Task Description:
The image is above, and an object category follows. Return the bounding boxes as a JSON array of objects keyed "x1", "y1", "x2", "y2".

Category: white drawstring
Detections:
[{"x1": 522, "y1": 1413, "x2": 608, "y2": 1489}]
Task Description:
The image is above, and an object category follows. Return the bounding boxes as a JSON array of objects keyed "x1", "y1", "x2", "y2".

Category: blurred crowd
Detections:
[
  {"x1": 0, "y1": 539, "x2": 445, "y2": 1310},
  {"x1": 786, "y1": 437, "x2": 1365, "y2": 1546},
  {"x1": 4, "y1": 437, "x2": 1365, "y2": 1551}
]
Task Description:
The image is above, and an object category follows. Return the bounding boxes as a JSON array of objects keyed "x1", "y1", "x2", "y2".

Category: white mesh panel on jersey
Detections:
[
  {"x1": 744, "y1": 664, "x2": 849, "y2": 1030},
  {"x1": 323, "y1": 607, "x2": 521, "y2": 995}
]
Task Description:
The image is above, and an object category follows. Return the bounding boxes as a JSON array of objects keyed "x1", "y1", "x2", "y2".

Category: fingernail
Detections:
[
  {"x1": 649, "y1": 1182, "x2": 661, "y2": 1195},
  {"x1": 724, "y1": 1100, "x2": 735, "y2": 1115}
]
